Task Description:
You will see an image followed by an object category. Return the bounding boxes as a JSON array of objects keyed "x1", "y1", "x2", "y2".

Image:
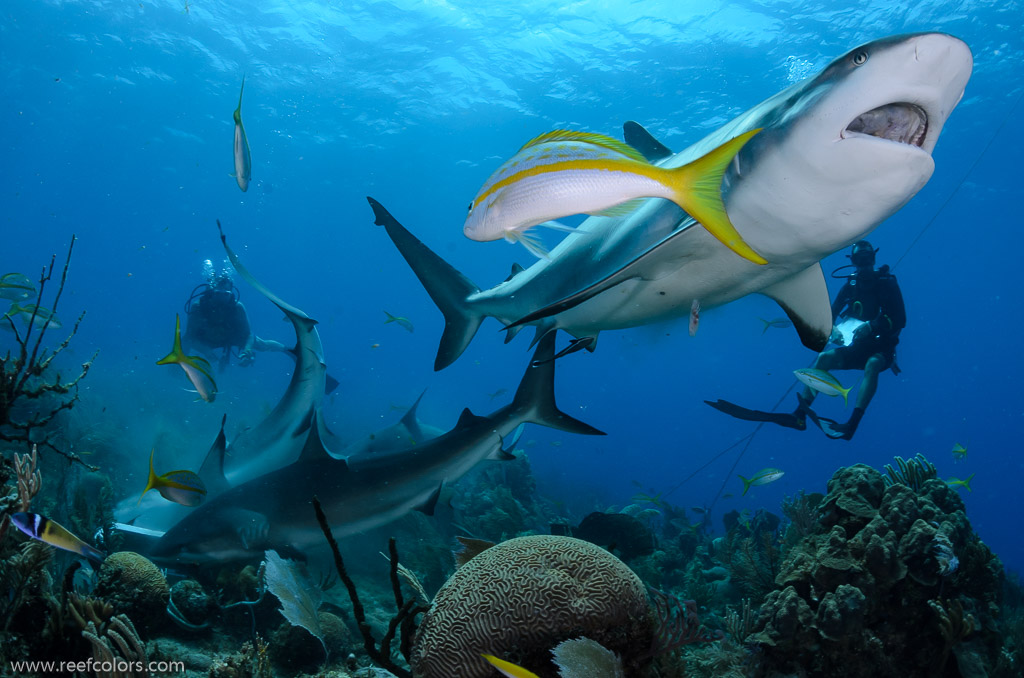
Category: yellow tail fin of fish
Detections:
[{"x1": 667, "y1": 128, "x2": 766, "y2": 265}]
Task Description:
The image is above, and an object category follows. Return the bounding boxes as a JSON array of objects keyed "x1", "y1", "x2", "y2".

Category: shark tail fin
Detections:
[
  {"x1": 367, "y1": 197, "x2": 484, "y2": 371},
  {"x1": 511, "y1": 332, "x2": 604, "y2": 436},
  {"x1": 667, "y1": 128, "x2": 767, "y2": 265}
]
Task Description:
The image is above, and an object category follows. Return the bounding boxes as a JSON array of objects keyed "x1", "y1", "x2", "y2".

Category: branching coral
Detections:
[
  {"x1": 81, "y1": 614, "x2": 149, "y2": 678},
  {"x1": 0, "y1": 238, "x2": 97, "y2": 471},
  {"x1": 882, "y1": 453, "x2": 937, "y2": 491},
  {"x1": 724, "y1": 599, "x2": 756, "y2": 645},
  {"x1": 0, "y1": 444, "x2": 42, "y2": 542}
]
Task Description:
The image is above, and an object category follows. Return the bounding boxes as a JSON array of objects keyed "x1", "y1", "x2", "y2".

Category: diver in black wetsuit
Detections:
[
  {"x1": 707, "y1": 240, "x2": 905, "y2": 441},
  {"x1": 184, "y1": 260, "x2": 286, "y2": 369}
]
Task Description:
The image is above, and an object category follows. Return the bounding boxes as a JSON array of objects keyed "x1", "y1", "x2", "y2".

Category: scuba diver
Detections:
[
  {"x1": 707, "y1": 240, "x2": 905, "y2": 441},
  {"x1": 184, "y1": 260, "x2": 287, "y2": 368}
]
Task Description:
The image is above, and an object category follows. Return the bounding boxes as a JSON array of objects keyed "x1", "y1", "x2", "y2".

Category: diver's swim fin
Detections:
[
  {"x1": 704, "y1": 399, "x2": 806, "y2": 430},
  {"x1": 804, "y1": 406, "x2": 862, "y2": 441}
]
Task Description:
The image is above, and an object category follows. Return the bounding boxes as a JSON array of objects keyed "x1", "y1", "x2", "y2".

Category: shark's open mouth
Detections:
[{"x1": 845, "y1": 103, "x2": 928, "y2": 147}]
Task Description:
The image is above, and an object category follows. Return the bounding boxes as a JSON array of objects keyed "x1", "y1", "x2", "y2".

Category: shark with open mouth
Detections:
[{"x1": 369, "y1": 33, "x2": 972, "y2": 369}]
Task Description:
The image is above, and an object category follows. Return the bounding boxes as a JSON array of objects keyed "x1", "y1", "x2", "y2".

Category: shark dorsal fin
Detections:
[
  {"x1": 504, "y1": 263, "x2": 525, "y2": 283},
  {"x1": 455, "y1": 408, "x2": 485, "y2": 429},
  {"x1": 197, "y1": 414, "x2": 230, "y2": 496},
  {"x1": 760, "y1": 263, "x2": 832, "y2": 352},
  {"x1": 623, "y1": 121, "x2": 674, "y2": 163},
  {"x1": 399, "y1": 390, "x2": 427, "y2": 442}
]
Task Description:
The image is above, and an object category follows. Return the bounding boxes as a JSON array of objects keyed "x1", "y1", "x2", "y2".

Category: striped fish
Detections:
[
  {"x1": 9, "y1": 512, "x2": 106, "y2": 565},
  {"x1": 156, "y1": 314, "x2": 218, "y2": 402},
  {"x1": 462, "y1": 128, "x2": 764, "y2": 263},
  {"x1": 794, "y1": 368, "x2": 851, "y2": 406}
]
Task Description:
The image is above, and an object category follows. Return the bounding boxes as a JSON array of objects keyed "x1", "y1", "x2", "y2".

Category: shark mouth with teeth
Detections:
[{"x1": 845, "y1": 102, "x2": 928, "y2": 147}]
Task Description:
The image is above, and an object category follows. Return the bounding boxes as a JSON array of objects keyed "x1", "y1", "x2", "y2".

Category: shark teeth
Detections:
[{"x1": 845, "y1": 103, "x2": 928, "y2": 147}]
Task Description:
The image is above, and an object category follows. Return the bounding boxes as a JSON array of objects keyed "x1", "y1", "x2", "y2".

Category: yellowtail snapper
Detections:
[
  {"x1": 793, "y1": 368, "x2": 851, "y2": 406},
  {"x1": 10, "y1": 512, "x2": 106, "y2": 566},
  {"x1": 739, "y1": 468, "x2": 784, "y2": 496},
  {"x1": 463, "y1": 128, "x2": 766, "y2": 263},
  {"x1": 232, "y1": 76, "x2": 251, "y2": 192},
  {"x1": 3, "y1": 303, "x2": 61, "y2": 329},
  {"x1": 383, "y1": 310, "x2": 414, "y2": 333},
  {"x1": 951, "y1": 442, "x2": 968, "y2": 461},
  {"x1": 139, "y1": 449, "x2": 207, "y2": 507},
  {"x1": 0, "y1": 273, "x2": 35, "y2": 301},
  {"x1": 946, "y1": 474, "x2": 974, "y2": 492},
  {"x1": 156, "y1": 314, "x2": 218, "y2": 402}
]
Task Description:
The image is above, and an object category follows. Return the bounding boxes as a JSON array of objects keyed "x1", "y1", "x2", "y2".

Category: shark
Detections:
[
  {"x1": 368, "y1": 33, "x2": 972, "y2": 370},
  {"x1": 116, "y1": 223, "x2": 337, "y2": 531},
  {"x1": 149, "y1": 333, "x2": 603, "y2": 563},
  {"x1": 337, "y1": 390, "x2": 445, "y2": 457}
]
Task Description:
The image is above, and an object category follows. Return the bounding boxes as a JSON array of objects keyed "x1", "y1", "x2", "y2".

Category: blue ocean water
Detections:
[{"x1": 1, "y1": 0, "x2": 1021, "y2": 580}]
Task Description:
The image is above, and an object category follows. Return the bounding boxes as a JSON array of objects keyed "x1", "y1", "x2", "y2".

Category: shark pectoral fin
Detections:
[
  {"x1": 513, "y1": 333, "x2": 605, "y2": 437},
  {"x1": 623, "y1": 120, "x2": 675, "y2": 163},
  {"x1": 760, "y1": 264, "x2": 832, "y2": 351},
  {"x1": 532, "y1": 336, "x2": 595, "y2": 366},
  {"x1": 415, "y1": 482, "x2": 445, "y2": 516}
]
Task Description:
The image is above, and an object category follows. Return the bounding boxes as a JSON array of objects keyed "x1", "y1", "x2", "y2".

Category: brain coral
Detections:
[
  {"x1": 93, "y1": 551, "x2": 169, "y2": 631},
  {"x1": 411, "y1": 535, "x2": 653, "y2": 678}
]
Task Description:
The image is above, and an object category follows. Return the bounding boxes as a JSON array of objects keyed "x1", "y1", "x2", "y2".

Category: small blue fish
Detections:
[
  {"x1": 139, "y1": 449, "x2": 207, "y2": 507},
  {"x1": 9, "y1": 512, "x2": 106, "y2": 566}
]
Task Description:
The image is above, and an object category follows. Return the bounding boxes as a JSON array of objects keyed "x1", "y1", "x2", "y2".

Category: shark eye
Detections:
[{"x1": 852, "y1": 51, "x2": 868, "y2": 66}]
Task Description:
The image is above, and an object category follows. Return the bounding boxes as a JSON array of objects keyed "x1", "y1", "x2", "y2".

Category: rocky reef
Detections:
[{"x1": 751, "y1": 463, "x2": 1003, "y2": 677}]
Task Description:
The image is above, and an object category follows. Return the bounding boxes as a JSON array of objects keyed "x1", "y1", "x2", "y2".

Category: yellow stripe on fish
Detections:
[
  {"x1": 793, "y1": 368, "x2": 851, "y2": 405},
  {"x1": 9, "y1": 512, "x2": 106, "y2": 565},
  {"x1": 481, "y1": 654, "x2": 540, "y2": 678},
  {"x1": 463, "y1": 128, "x2": 766, "y2": 264}
]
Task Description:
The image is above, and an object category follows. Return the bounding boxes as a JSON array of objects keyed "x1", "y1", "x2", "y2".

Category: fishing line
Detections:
[
  {"x1": 892, "y1": 86, "x2": 1023, "y2": 271},
  {"x1": 665, "y1": 380, "x2": 798, "y2": 506}
]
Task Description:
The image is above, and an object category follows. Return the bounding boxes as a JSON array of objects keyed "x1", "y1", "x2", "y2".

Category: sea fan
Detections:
[
  {"x1": 263, "y1": 550, "x2": 326, "y2": 657},
  {"x1": 552, "y1": 637, "x2": 625, "y2": 678}
]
